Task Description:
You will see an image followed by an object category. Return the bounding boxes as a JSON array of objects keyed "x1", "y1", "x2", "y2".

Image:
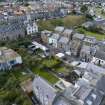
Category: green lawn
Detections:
[
  {"x1": 55, "y1": 66, "x2": 69, "y2": 74},
  {"x1": 38, "y1": 15, "x2": 86, "y2": 31},
  {"x1": 53, "y1": 65, "x2": 73, "y2": 75},
  {"x1": 76, "y1": 28, "x2": 105, "y2": 40},
  {"x1": 42, "y1": 57, "x2": 61, "y2": 68},
  {"x1": 14, "y1": 48, "x2": 59, "y2": 84},
  {"x1": 32, "y1": 67, "x2": 59, "y2": 84}
]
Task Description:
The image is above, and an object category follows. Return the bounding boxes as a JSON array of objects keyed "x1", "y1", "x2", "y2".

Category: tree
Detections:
[
  {"x1": 80, "y1": 5, "x2": 88, "y2": 14},
  {"x1": 86, "y1": 14, "x2": 94, "y2": 20}
]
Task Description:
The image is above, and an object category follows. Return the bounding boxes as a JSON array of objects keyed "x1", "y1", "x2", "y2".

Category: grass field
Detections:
[
  {"x1": 32, "y1": 67, "x2": 59, "y2": 84},
  {"x1": 38, "y1": 15, "x2": 86, "y2": 31},
  {"x1": 76, "y1": 27, "x2": 105, "y2": 40},
  {"x1": 42, "y1": 57, "x2": 61, "y2": 68}
]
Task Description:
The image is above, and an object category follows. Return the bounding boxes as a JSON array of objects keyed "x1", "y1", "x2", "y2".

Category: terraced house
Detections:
[{"x1": 0, "y1": 21, "x2": 25, "y2": 41}]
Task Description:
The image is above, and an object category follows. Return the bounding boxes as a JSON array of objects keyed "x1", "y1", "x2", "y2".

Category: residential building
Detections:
[
  {"x1": 70, "y1": 40, "x2": 81, "y2": 56},
  {"x1": 83, "y1": 36, "x2": 97, "y2": 46},
  {"x1": 98, "y1": 41, "x2": 105, "y2": 52},
  {"x1": 33, "y1": 76, "x2": 56, "y2": 105},
  {"x1": 73, "y1": 33, "x2": 85, "y2": 41},
  {"x1": 49, "y1": 33, "x2": 60, "y2": 48},
  {"x1": 54, "y1": 26, "x2": 64, "y2": 33},
  {"x1": 83, "y1": 19, "x2": 105, "y2": 34},
  {"x1": 82, "y1": 21, "x2": 94, "y2": 29},
  {"x1": 53, "y1": 82, "x2": 104, "y2": 105},
  {"x1": 0, "y1": 21, "x2": 25, "y2": 41},
  {"x1": 92, "y1": 50, "x2": 105, "y2": 67},
  {"x1": 76, "y1": 71, "x2": 101, "y2": 87},
  {"x1": 75, "y1": 71, "x2": 105, "y2": 105},
  {"x1": 96, "y1": 75, "x2": 105, "y2": 94},
  {"x1": 24, "y1": 12, "x2": 38, "y2": 35},
  {"x1": 76, "y1": 86, "x2": 104, "y2": 105},
  {"x1": 57, "y1": 36, "x2": 70, "y2": 51},
  {"x1": 77, "y1": 62, "x2": 105, "y2": 75},
  {"x1": 80, "y1": 45, "x2": 94, "y2": 62},
  {"x1": 53, "y1": 93, "x2": 82, "y2": 105},
  {"x1": 71, "y1": 33, "x2": 85, "y2": 56},
  {"x1": 62, "y1": 29, "x2": 73, "y2": 40},
  {"x1": 0, "y1": 47, "x2": 22, "y2": 70},
  {"x1": 41, "y1": 30, "x2": 52, "y2": 44},
  {"x1": 25, "y1": 21, "x2": 38, "y2": 35},
  {"x1": 77, "y1": 77, "x2": 104, "y2": 104},
  {"x1": 62, "y1": 67, "x2": 105, "y2": 105},
  {"x1": 32, "y1": 62, "x2": 105, "y2": 105}
]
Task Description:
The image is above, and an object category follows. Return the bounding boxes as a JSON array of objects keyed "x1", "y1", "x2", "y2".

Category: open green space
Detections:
[
  {"x1": 0, "y1": 36, "x2": 73, "y2": 84},
  {"x1": 38, "y1": 15, "x2": 86, "y2": 31},
  {"x1": 54, "y1": 66, "x2": 72, "y2": 75},
  {"x1": 42, "y1": 57, "x2": 61, "y2": 68},
  {"x1": 76, "y1": 27, "x2": 105, "y2": 40},
  {"x1": 32, "y1": 67, "x2": 59, "y2": 84}
]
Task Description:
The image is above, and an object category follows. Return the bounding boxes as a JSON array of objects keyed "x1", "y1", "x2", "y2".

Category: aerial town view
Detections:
[{"x1": 0, "y1": 0, "x2": 105, "y2": 105}]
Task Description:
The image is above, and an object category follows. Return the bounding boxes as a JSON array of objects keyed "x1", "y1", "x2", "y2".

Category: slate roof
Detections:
[
  {"x1": 82, "y1": 72, "x2": 101, "y2": 87},
  {"x1": 53, "y1": 94, "x2": 71, "y2": 105},
  {"x1": 84, "y1": 89, "x2": 104, "y2": 105},
  {"x1": 74, "y1": 86, "x2": 92, "y2": 101},
  {"x1": 73, "y1": 33, "x2": 85, "y2": 40},
  {"x1": 0, "y1": 21, "x2": 24, "y2": 34},
  {"x1": 53, "y1": 94, "x2": 81, "y2": 105},
  {"x1": 0, "y1": 47, "x2": 20, "y2": 63},
  {"x1": 83, "y1": 36, "x2": 96, "y2": 44},
  {"x1": 58, "y1": 36, "x2": 69, "y2": 44},
  {"x1": 81, "y1": 45, "x2": 91, "y2": 54},
  {"x1": 96, "y1": 76, "x2": 105, "y2": 94},
  {"x1": 51, "y1": 33, "x2": 60, "y2": 40},
  {"x1": 94, "y1": 19, "x2": 105, "y2": 26},
  {"x1": 63, "y1": 85, "x2": 78, "y2": 98},
  {"x1": 95, "y1": 50, "x2": 105, "y2": 61},
  {"x1": 86, "y1": 63, "x2": 105, "y2": 74},
  {"x1": 63, "y1": 29, "x2": 73, "y2": 35},
  {"x1": 82, "y1": 21, "x2": 94, "y2": 28},
  {"x1": 54, "y1": 26, "x2": 64, "y2": 33},
  {"x1": 33, "y1": 76, "x2": 56, "y2": 105}
]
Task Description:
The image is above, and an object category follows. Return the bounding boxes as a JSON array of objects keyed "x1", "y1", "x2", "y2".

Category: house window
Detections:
[
  {"x1": 18, "y1": 34, "x2": 21, "y2": 38},
  {"x1": 60, "y1": 43, "x2": 63, "y2": 48},
  {"x1": 28, "y1": 31, "x2": 31, "y2": 34},
  {"x1": 10, "y1": 60, "x2": 16, "y2": 65}
]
